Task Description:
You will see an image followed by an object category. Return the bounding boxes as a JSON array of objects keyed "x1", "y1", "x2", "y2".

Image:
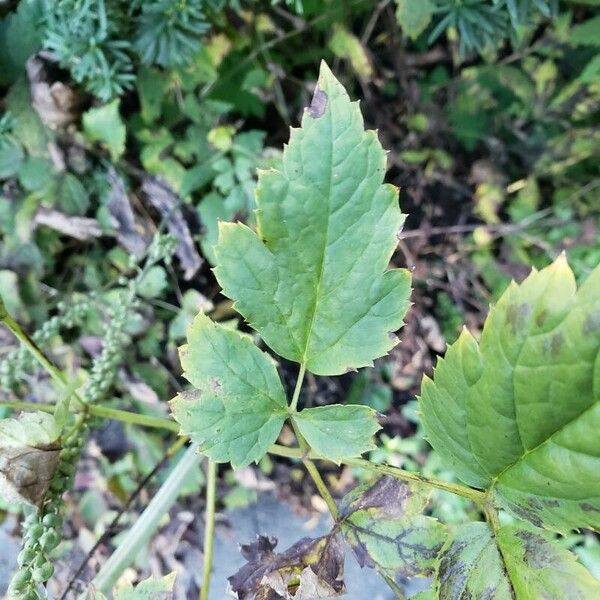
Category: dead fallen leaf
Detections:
[
  {"x1": 34, "y1": 208, "x2": 103, "y2": 240},
  {"x1": 141, "y1": 176, "x2": 202, "y2": 280},
  {"x1": 106, "y1": 167, "x2": 149, "y2": 258},
  {"x1": 26, "y1": 56, "x2": 80, "y2": 128},
  {"x1": 228, "y1": 533, "x2": 345, "y2": 600}
]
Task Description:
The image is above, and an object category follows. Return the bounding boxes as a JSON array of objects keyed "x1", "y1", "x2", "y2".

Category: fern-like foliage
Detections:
[
  {"x1": 44, "y1": 0, "x2": 135, "y2": 101},
  {"x1": 133, "y1": 0, "x2": 209, "y2": 68}
]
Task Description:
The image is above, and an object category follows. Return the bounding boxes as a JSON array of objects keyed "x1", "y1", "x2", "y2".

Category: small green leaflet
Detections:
[
  {"x1": 395, "y1": 0, "x2": 436, "y2": 40},
  {"x1": 214, "y1": 61, "x2": 411, "y2": 376},
  {"x1": 435, "y1": 522, "x2": 600, "y2": 599},
  {"x1": 339, "y1": 477, "x2": 446, "y2": 578},
  {"x1": 420, "y1": 256, "x2": 600, "y2": 531},
  {"x1": 293, "y1": 405, "x2": 380, "y2": 462},
  {"x1": 170, "y1": 313, "x2": 287, "y2": 468},
  {"x1": 83, "y1": 99, "x2": 126, "y2": 161}
]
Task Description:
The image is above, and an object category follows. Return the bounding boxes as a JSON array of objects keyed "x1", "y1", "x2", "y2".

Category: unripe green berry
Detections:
[
  {"x1": 32, "y1": 561, "x2": 54, "y2": 582},
  {"x1": 42, "y1": 513, "x2": 61, "y2": 528},
  {"x1": 17, "y1": 547, "x2": 36, "y2": 566},
  {"x1": 10, "y1": 567, "x2": 31, "y2": 590},
  {"x1": 26, "y1": 524, "x2": 44, "y2": 541},
  {"x1": 40, "y1": 529, "x2": 60, "y2": 551}
]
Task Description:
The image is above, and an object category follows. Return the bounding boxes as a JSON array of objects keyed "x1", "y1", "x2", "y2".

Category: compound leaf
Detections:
[
  {"x1": 420, "y1": 256, "x2": 600, "y2": 531},
  {"x1": 214, "y1": 61, "x2": 411, "y2": 376},
  {"x1": 292, "y1": 404, "x2": 380, "y2": 462},
  {"x1": 170, "y1": 313, "x2": 287, "y2": 468},
  {"x1": 435, "y1": 522, "x2": 600, "y2": 599},
  {"x1": 340, "y1": 477, "x2": 446, "y2": 578},
  {"x1": 0, "y1": 411, "x2": 61, "y2": 507},
  {"x1": 228, "y1": 533, "x2": 345, "y2": 599}
]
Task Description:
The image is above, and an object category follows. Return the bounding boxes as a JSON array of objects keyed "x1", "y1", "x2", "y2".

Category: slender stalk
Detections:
[
  {"x1": 0, "y1": 399, "x2": 180, "y2": 433},
  {"x1": 92, "y1": 443, "x2": 200, "y2": 593},
  {"x1": 200, "y1": 460, "x2": 217, "y2": 600},
  {"x1": 303, "y1": 454, "x2": 339, "y2": 520},
  {"x1": 1, "y1": 311, "x2": 75, "y2": 393},
  {"x1": 289, "y1": 363, "x2": 306, "y2": 412},
  {"x1": 268, "y1": 444, "x2": 486, "y2": 505}
]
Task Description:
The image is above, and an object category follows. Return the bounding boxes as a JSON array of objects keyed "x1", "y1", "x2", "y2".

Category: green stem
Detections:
[
  {"x1": 0, "y1": 399, "x2": 180, "y2": 433},
  {"x1": 268, "y1": 444, "x2": 486, "y2": 505},
  {"x1": 289, "y1": 363, "x2": 306, "y2": 412},
  {"x1": 1, "y1": 312, "x2": 75, "y2": 394},
  {"x1": 200, "y1": 460, "x2": 217, "y2": 600}
]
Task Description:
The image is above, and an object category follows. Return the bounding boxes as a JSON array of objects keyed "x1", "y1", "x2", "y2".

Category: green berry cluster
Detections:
[
  {"x1": 8, "y1": 420, "x2": 88, "y2": 599},
  {"x1": 0, "y1": 299, "x2": 89, "y2": 391}
]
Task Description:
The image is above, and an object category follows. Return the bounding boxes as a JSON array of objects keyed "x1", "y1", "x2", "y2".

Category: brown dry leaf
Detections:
[
  {"x1": 34, "y1": 207, "x2": 103, "y2": 240},
  {"x1": 106, "y1": 168, "x2": 149, "y2": 258},
  {"x1": 141, "y1": 176, "x2": 202, "y2": 280},
  {"x1": 0, "y1": 411, "x2": 61, "y2": 507},
  {"x1": 26, "y1": 56, "x2": 80, "y2": 128},
  {"x1": 228, "y1": 533, "x2": 345, "y2": 600}
]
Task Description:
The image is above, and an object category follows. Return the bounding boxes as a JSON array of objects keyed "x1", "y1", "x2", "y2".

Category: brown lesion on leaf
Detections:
[
  {"x1": 208, "y1": 378, "x2": 223, "y2": 394},
  {"x1": 513, "y1": 529, "x2": 553, "y2": 569},
  {"x1": 307, "y1": 86, "x2": 328, "y2": 119},
  {"x1": 549, "y1": 333, "x2": 564, "y2": 357}
]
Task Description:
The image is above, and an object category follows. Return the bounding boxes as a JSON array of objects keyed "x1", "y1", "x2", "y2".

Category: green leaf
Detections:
[
  {"x1": 56, "y1": 172, "x2": 90, "y2": 215},
  {"x1": 137, "y1": 265, "x2": 168, "y2": 299},
  {"x1": 328, "y1": 25, "x2": 372, "y2": 78},
  {"x1": 136, "y1": 66, "x2": 170, "y2": 124},
  {"x1": 83, "y1": 99, "x2": 126, "y2": 161},
  {"x1": 339, "y1": 477, "x2": 446, "y2": 578},
  {"x1": 214, "y1": 61, "x2": 411, "y2": 376},
  {"x1": 17, "y1": 156, "x2": 54, "y2": 192},
  {"x1": 0, "y1": 137, "x2": 24, "y2": 179},
  {"x1": 570, "y1": 16, "x2": 600, "y2": 47},
  {"x1": 170, "y1": 313, "x2": 287, "y2": 468},
  {"x1": 435, "y1": 522, "x2": 600, "y2": 599},
  {"x1": 420, "y1": 256, "x2": 600, "y2": 531},
  {"x1": 114, "y1": 572, "x2": 176, "y2": 599},
  {"x1": 0, "y1": 0, "x2": 43, "y2": 85},
  {"x1": 395, "y1": 0, "x2": 436, "y2": 40},
  {"x1": 293, "y1": 404, "x2": 380, "y2": 461},
  {"x1": 0, "y1": 411, "x2": 61, "y2": 507}
]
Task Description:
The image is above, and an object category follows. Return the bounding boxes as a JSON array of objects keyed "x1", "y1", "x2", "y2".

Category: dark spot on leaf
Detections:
[
  {"x1": 542, "y1": 498, "x2": 560, "y2": 508},
  {"x1": 308, "y1": 86, "x2": 328, "y2": 119},
  {"x1": 535, "y1": 309, "x2": 547, "y2": 328},
  {"x1": 583, "y1": 311, "x2": 600, "y2": 335},
  {"x1": 506, "y1": 303, "x2": 531, "y2": 334},
  {"x1": 178, "y1": 389, "x2": 202, "y2": 402},
  {"x1": 514, "y1": 530, "x2": 553, "y2": 569},
  {"x1": 580, "y1": 502, "x2": 600, "y2": 513},
  {"x1": 507, "y1": 501, "x2": 544, "y2": 528},
  {"x1": 209, "y1": 378, "x2": 223, "y2": 393},
  {"x1": 549, "y1": 333, "x2": 563, "y2": 357}
]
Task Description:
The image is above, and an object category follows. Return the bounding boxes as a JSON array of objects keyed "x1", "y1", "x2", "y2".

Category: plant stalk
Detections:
[
  {"x1": 268, "y1": 444, "x2": 486, "y2": 505},
  {"x1": 0, "y1": 399, "x2": 180, "y2": 432},
  {"x1": 200, "y1": 460, "x2": 217, "y2": 600},
  {"x1": 289, "y1": 363, "x2": 306, "y2": 412}
]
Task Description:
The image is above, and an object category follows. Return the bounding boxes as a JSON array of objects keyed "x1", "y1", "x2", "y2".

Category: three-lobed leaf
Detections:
[
  {"x1": 170, "y1": 313, "x2": 287, "y2": 468},
  {"x1": 214, "y1": 60, "x2": 411, "y2": 376},
  {"x1": 420, "y1": 256, "x2": 600, "y2": 531}
]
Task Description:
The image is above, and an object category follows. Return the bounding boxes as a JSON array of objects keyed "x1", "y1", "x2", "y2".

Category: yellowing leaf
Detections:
[
  {"x1": 420, "y1": 256, "x2": 600, "y2": 531},
  {"x1": 114, "y1": 572, "x2": 175, "y2": 599},
  {"x1": 328, "y1": 25, "x2": 372, "y2": 78},
  {"x1": 170, "y1": 313, "x2": 287, "y2": 468},
  {"x1": 340, "y1": 477, "x2": 446, "y2": 578},
  {"x1": 214, "y1": 61, "x2": 411, "y2": 376}
]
